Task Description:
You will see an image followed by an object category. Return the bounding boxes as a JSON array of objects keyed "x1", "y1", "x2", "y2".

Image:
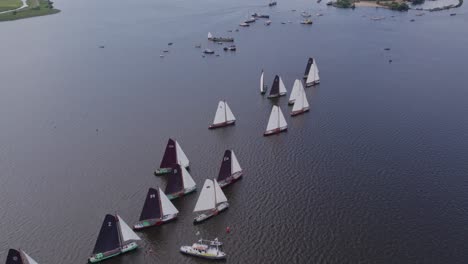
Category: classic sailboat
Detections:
[
  {"x1": 5, "y1": 249, "x2": 39, "y2": 264},
  {"x1": 209, "y1": 101, "x2": 236, "y2": 129},
  {"x1": 288, "y1": 79, "x2": 304, "y2": 105},
  {"x1": 217, "y1": 150, "x2": 243, "y2": 188},
  {"x1": 305, "y1": 57, "x2": 320, "y2": 87},
  {"x1": 264, "y1": 105, "x2": 288, "y2": 136},
  {"x1": 89, "y1": 214, "x2": 141, "y2": 263},
  {"x1": 154, "y1": 138, "x2": 190, "y2": 176},
  {"x1": 291, "y1": 85, "x2": 310, "y2": 116},
  {"x1": 133, "y1": 187, "x2": 179, "y2": 230},
  {"x1": 260, "y1": 70, "x2": 268, "y2": 94},
  {"x1": 193, "y1": 179, "x2": 229, "y2": 224},
  {"x1": 267, "y1": 75, "x2": 287, "y2": 98},
  {"x1": 165, "y1": 164, "x2": 197, "y2": 200}
]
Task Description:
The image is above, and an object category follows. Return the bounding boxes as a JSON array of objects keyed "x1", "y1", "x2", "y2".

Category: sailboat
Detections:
[
  {"x1": 288, "y1": 79, "x2": 304, "y2": 105},
  {"x1": 264, "y1": 105, "x2": 288, "y2": 136},
  {"x1": 89, "y1": 214, "x2": 141, "y2": 263},
  {"x1": 217, "y1": 150, "x2": 243, "y2": 188},
  {"x1": 267, "y1": 75, "x2": 287, "y2": 98},
  {"x1": 5, "y1": 249, "x2": 39, "y2": 264},
  {"x1": 303, "y1": 57, "x2": 313, "y2": 79},
  {"x1": 165, "y1": 164, "x2": 197, "y2": 200},
  {"x1": 260, "y1": 70, "x2": 267, "y2": 94},
  {"x1": 209, "y1": 101, "x2": 236, "y2": 129},
  {"x1": 154, "y1": 138, "x2": 190, "y2": 176},
  {"x1": 193, "y1": 179, "x2": 229, "y2": 224},
  {"x1": 305, "y1": 58, "x2": 320, "y2": 87},
  {"x1": 133, "y1": 187, "x2": 179, "y2": 230},
  {"x1": 291, "y1": 85, "x2": 310, "y2": 116}
]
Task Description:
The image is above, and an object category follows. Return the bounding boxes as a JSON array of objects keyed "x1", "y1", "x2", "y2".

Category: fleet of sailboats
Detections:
[
  {"x1": 268, "y1": 75, "x2": 287, "y2": 98},
  {"x1": 165, "y1": 164, "x2": 197, "y2": 200},
  {"x1": 288, "y1": 79, "x2": 304, "y2": 105},
  {"x1": 133, "y1": 188, "x2": 179, "y2": 230},
  {"x1": 193, "y1": 179, "x2": 229, "y2": 224},
  {"x1": 154, "y1": 138, "x2": 190, "y2": 175},
  {"x1": 304, "y1": 57, "x2": 320, "y2": 87},
  {"x1": 264, "y1": 105, "x2": 288, "y2": 136},
  {"x1": 5, "y1": 249, "x2": 39, "y2": 264},
  {"x1": 89, "y1": 214, "x2": 141, "y2": 263},
  {"x1": 209, "y1": 100, "x2": 236, "y2": 129},
  {"x1": 217, "y1": 150, "x2": 243, "y2": 188},
  {"x1": 291, "y1": 84, "x2": 310, "y2": 116}
]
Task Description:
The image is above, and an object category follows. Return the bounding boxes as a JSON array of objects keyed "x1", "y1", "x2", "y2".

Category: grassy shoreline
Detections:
[
  {"x1": 0, "y1": 0, "x2": 60, "y2": 22},
  {"x1": 0, "y1": 0, "x2": 23, "y2": 12}
]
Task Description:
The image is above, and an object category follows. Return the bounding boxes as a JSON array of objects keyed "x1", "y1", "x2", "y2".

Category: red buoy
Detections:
[{"x1": 226, "y1": 226, "x2": 231, "y2": 233}]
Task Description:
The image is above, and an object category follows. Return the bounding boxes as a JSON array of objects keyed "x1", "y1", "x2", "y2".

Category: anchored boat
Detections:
[
  {"x1": 207, "y1": 32, "x2": 234, "y2": 42},
  {"x1": 5, "y1": 249, "x2": 39, "y2": 264},
  {"x1": 133, "y1": 188, "x2": 179, "y2": 230},
  {"x1": 264, "y1": 105, "x2": 288, "y2": 136},
  {"x1": 193, "y1": 179, "x2": 229, "y2": 224},
  {"x1": 154, "y1": 138, "x2": 190, "y2": 176},
  {"x1": 217, "y1": 150, "x2": 243, "y2": 188},
  {"x1": 304, "y1": 57, "x2": 320, "y2": 86},
  {"x1": 180, "y1": 238, "x2": 226, "y2": 260},
  {"x1": 267, "y1": 75, "x2": 287, "y2": 98},
  {"x1": 165, "y1": 164, "x2": 197, "y2": 200},
  {"x1": 89, "y1": 214, "x2": 141, "y2": 263},
  {"x1": 291, "y1": 84, "x2": 310, "y2": 116},
  {"x1": 209, "y1": 101, "x2": 236, "y2": 129},
  {"x1": 288, "y1": 79, "x2": 304, "y2": 105},
  {"x1": 260, "y1": 70, "x2": 268, "y2": 94}
]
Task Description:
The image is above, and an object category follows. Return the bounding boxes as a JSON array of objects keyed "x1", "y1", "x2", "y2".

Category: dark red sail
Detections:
[
  {"x1": 217, "y1": 150, "x2": 232, "y2": 182},
  {"x1": 165, "y1": 164, "x2": 184, "y2": 195},
  {"x1": 159, "y1": 138, "x2": 177, "y2": 169},
  {"x1": 139, "y1": 188, "x2": 162, "y2": 221},
  {"x1": 92, "y1": 214, "x2": 121, "y2": 254}
]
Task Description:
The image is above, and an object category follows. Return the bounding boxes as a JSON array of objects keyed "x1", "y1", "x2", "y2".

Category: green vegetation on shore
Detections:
[
  {"x1": 334, "y1": 0, "x2": 355, "y2": 8},
  {"x1": 0, "y1": 0, "x2": 22, "y2": 12},
  {"x1": 0, "y1": 0, "x2": 60, "y2": 22}
]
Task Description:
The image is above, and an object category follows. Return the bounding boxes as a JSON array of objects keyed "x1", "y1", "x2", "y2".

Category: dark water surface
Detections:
[{"x1": 1, "y1": 0, "x2": 468, "y2": 263}]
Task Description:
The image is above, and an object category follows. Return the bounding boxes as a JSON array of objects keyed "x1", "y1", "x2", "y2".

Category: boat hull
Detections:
[
  {"x1": 167, "y1": 186, "x2": 197, "y2": 200},
  {"x1": 180, "y1": 246, "x2": 227, "y2": 260},
  {"x1": 267, "y1": 93, "x2": 286, "y2": 99},
  {"x1": 218, "y1": 172, "x2": 243, "y2": 188},
  {"x1": 133, "y1": 214, "x2": 178, "y2": 230},
  {"x1": 306, "y1": 80, "x2": 320, "y2": 87},
  {"x1": 264, "y1": 127, "x2": 287, "y2": 136},
  {"x1": 193, "y1": 203, "x2": 229, "y2": 224},
  {"x1": 89, "y1": 243, "x2": 138, "y2": 263},
  {"x1": 291, "y1": 108, "x2": 310, "y2": 116},
  {"x1": 154, "y1": 167, "x2": 173, "y2": 176},
  {"x1": 209, "y1": 120, "x2": 235, "y2": 129},
  {"x1": 288, "y1": 100, "x2": 295, "y2": 105}
]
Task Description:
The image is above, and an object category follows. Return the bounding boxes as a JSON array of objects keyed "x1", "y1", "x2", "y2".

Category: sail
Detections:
[
  {"x1": 159, "y1": 138, "x2": 177, "y2": 169},
  {"x1": 208, "y1": 32, "x2": 213, "y2": 39},
  {"x1": 6, "y1": 249, "x2": 24, "y2": 264},
  {"x1": 266, "y1": 105, "x2": 279, "y2": 131},
  {"x1": 269, "y1": 75, "x2": 280, "y2": 96},
  {"x1": 278, "y1": 106, "x2": 287, "y2": 128},
  {"x1": 214, "y1": 179, "x2": 228, "y2": 204},
  {"x1": 165, "y1": 164, "x2": 184, "y2": 195},
  {"x1": 92, "y1": 214, "x2": 121, "y2": 254},
  {"x1": 260, "y1": 71, "x2": 264, "y2": 93},
  {"x1": 230, "y1": 150, "x2": 242, "y2": 174},
  {"x1": 304, "y1": 57, "x2": 313, "y2": 78},
  {"x1": 139, "y1": 188, "x2": 162, "y2": 221},
  {"x1": 22, "y1": 251, "x2": 38, "y2": 264},
  {"x1": 181, "y1": 165, "x2": 196, "y2": 189},
  {"x1": 314, "y1": 62, "x2": 320, "y2": 82},
  {"x1": 279, "y1": 77, "x2": 287, "y2": 94},
  {"x1": 225, "y1": 102, "x2": 235, "y2": 121},
  {"x1": 306, "y1": 61, "x2": 319, "y2": 85},
  {"x1": 212, "y1": 101, "x2": 226, "y2": 125},
  {"x1": 175, "y1": 141, "x2": 190, "y2": 168},
  {"x1": 159, "y1": 188, "x2": 179, "y2": 216},
  {"x1": 289, "y1": 79, "x2": 302, "y2": 103},
  {"x1": 193, "y1": 179, "x2": 216, "y2": 212},
  {"x1": 217, "y1": 150, "x2": 232, "y2": 182},
  {"x1": 117, "y1": 215, "x2": 141, "y2": 243}
]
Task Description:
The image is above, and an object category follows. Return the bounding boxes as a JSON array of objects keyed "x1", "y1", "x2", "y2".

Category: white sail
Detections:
[
  {"x1": 292, "y1": 86, "x2": 308, "y2": 112},
  {"x1": 306, "y1": 62, "x2": 320, "y2": 85},
  {"x1": 181, "y1": 165, "x2": 196, "y2": 189},
  {"x1": 289, "y1": 79, "x2": 303, "y2": 103},
  {"x1": 214, "y1": 179, "x2": 228, "y2": 204},
  {"x1": 176, "y1": 141, "x2": 190, "y2": 168},
  {"x1": 314, "y1": 63, "x2": 320, "y2": 82},
  {"x1": 159, "y1": 188, "x2": 179, "y2": 216},
  {"x1": 278, "y1": 106, "x2": 287, "y2": 128},
  {"x1": 117, "y1": 215, "x2": 141, "y2": 243},
  {"x1": 225, "y1": 102, "x2": 236, "y2": 121},
  {"x1": 208, "y1": 32, "x2": 213, "y2": 39},
  {"x1": 260, "y1": 71, "x2": 265, "y2": 93},
  {"x1": 194, "y1": 180, "x2": 216, "y2": 212},
  {"x1": 212, "y1": 101, "x2": 226, "y2": 125},
  {"x1": 279, "y1": 77, "x2": 287, "y2": 95},
  {"x1": 22, "y1": 251, "x2": 39, "y2": 264},
  {"x1": 230, "y1": 150, "x2": 242, "y2": 174},
  {"x1": 266, "y1": 105, "x2": 279, "y2": 131}
]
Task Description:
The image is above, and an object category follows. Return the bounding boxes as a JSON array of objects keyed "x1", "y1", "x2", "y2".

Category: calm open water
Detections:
[{"x1": 1, "y1": 0, "x2": 468, "y2": 263}]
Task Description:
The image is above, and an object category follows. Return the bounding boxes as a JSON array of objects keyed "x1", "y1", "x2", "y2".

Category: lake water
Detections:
[{"x1": 1, "y1": 0, "x2": 468, "y2": 263}]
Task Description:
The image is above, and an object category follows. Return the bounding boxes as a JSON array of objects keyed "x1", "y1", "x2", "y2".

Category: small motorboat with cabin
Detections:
[
  {"x1": 209, "y1": 100, "x2": 236, "y2": 129},
  {"x1": 133, "y1": 188, "x2": 179, "y2": 230},
  {"x1": 154, "y1": 138, "x2": 190, "y2": 175},
  {"x1": 264, "y1": 105, "x2": 288, "y2": 136},
  {"x1": 239, "y1": 22, "x2": 250, "y2": 27},
  {"x1": 193, "y1": 179, "x2": 229, "y2": 224},
  {"x1": 300, "y1": 19, "x2": 313, "y2": 24},
  {"x1": 203, "y1": 49, "x2": 215, "y2": 54},
  {"x1": 180, "y1": 238, "x2": 226, "y2": 260}
]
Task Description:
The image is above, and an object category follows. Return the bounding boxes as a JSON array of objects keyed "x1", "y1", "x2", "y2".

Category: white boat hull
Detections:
[
  {"x1": 180, "y1": 246, "x2": 226, "y2": 260},
  {"x1": 193, "y1": 203, "x2": 229, "y2": 224}
]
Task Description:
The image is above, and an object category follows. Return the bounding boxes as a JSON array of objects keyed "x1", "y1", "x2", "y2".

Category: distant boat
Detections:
[
  {"x1": 207, "y1": 32, "x2": 234, "y2": 42},
  {"x1": 209, "y1": 100, "x2": 236, "y2": 129},
  {"x1": 133, "y1": 188, "x2": 179, "y2": 230},
  {"x1": 193, "y1": 179, "x2": 229, "y2": 224},
  {"x1": 291, "y1": 85, "x2": 310, "y2": 116},
  {"x1": 267, "y1": 75, "x2": 287, "y2": 98},
  {"x1": 288, "y1": 79, "x2": 304, "y2": 105},
  {"x1": 203, "y1": 49, "x2": 215, "y2": 54},
  {"x1": 265, "y1": 20, "x2": 272, "y2": 25},
  {"x1": 239, "y1": 22, "x2": 250, "y2": 27},
  {"x1": 154, "y1": 138, "x2": 190, "y2": 176},
  {"x1": 165, "y1": 164, "x2": 197, "y2": 200},
  {"x1": 260, "y1": 70, "x2": 268, "y2": 94},
  {"x1": 301, "y1": 11, "x2": 312, "y2": 17},
  {"x1": 300, "y1": 19, "x2": 313, "y2": 24},
  {"x1": 217, "y1": 150, "x2": 243, "y2": 188},
  {"x1": 305, "y1": 58, "x2": 320, "y2": 87},
  {"x1": 5, "y1": 249, "x2": 39, "y2": 264},
  {"x1": 264, "y1": 105, "x2": 288, "y2": 136},
  {"x1": 244, "y1": 17, "x2": 256, "y2": 23},
  {"x1": 252, "y1": 13, "x2": 270, "y2": 19},
  {"x1": 89, "y1": 214, "x2": 141, "y2": 263},
  {"x1": 269, "y1": 0, "x2": 277, "y2": 6}
]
